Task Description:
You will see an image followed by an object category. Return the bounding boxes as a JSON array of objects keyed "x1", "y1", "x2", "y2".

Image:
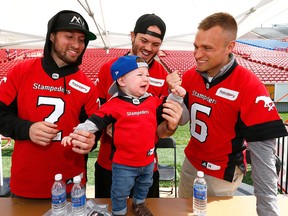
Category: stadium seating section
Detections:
[{"x1": 1, "y1": 40, "x2": 288, "y2": 87}]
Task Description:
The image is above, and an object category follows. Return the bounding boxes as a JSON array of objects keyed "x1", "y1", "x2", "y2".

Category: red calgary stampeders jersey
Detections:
[
  {"x1": 89, "y1": 95, "x2": 162, "y2": 166},
  {"x1": 182, "y1": 62, "x2": 286, "y2": 182},
  {"x1": 96, "y1": 57, "x2": 169, "y2": 170},
  {"x1": 0, "y1": 58, "x2": 99, "y2": 198}
]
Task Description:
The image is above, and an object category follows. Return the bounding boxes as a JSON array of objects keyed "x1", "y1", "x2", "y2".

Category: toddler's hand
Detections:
[
  {"x1": 171, "y1": 85, "x2": 186, "y2": 97},
  {"x1": 61, "y1": 135, "x2": 73, "y2": 147}
]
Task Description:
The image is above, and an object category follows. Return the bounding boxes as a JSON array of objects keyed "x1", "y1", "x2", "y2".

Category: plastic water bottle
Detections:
[
  {"x1": 71, "y1": 175, "x2": 86, "y2": 216},
  {"x1": 193, "y1": 171, "x2": 207, "y2": 216},
  {"x1": 51, "y1": 173, "x2": 67, "y2": 216}
]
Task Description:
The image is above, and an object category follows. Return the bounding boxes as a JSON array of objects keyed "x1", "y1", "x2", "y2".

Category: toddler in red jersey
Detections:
[{"x1": 62, "y1": 55, "x2": 188, "y2": 216}]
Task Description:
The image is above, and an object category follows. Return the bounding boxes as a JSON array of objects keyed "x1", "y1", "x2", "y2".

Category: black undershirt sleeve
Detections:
[{"x1": 0, "y1": 100, "x2": 33, "y2": 140}]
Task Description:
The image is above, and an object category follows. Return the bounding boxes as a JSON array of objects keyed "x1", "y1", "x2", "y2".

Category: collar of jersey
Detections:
[
  {"x1": 197, "y1": 54, "x2": 238, "y2": 89},
  {"x1": 110, "y1": 89, "x2": 151, "y2": 102}
]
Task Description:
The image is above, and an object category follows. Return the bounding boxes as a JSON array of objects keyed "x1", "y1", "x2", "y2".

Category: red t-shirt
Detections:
[
  {"x1": 0, "y1": 58, "x2": 99, "y2": 198},
  {"x1": 96, "y1": 57, "x2": 169, "y2": 170},
  {"x1": 89, "y1": 94, "x2": 162, "y2": 166},
  {"x1": 182, "y1": 62, "x2": 287, "y2": 182}
]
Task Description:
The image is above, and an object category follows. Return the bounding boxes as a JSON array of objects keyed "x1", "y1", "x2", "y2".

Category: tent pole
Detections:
[{"x1": 77, "y1": 0, "x2": 109, "y2": 49}]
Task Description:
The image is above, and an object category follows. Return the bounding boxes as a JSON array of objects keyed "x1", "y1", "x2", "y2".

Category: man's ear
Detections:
[
  {"x1": 227, "y1": 40, "x2": 235, "y2": 53},
  {"x1": 50, "y1": 32, "x2": 56, "y2": 43},
  {"x1": 130, "y1": 31, "x2": 135, "y2": 41}
]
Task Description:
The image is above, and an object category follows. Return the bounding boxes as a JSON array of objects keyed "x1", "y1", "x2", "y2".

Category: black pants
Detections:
[{"x1": 94, "y1": 161, "x2": 160, "y2": 198}]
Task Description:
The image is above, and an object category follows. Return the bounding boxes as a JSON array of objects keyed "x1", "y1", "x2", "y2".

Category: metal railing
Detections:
[{"x1": 276, "y1": 136, "x2": 288, "y2": 194}]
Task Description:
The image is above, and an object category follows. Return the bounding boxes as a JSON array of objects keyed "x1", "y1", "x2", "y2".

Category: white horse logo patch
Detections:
[
  {"x1": 0, "y1": 77, "x2": 7, "y2": 84},
  {"x1": 255, "y1": 96, "x2": 275, "y2": 111}
]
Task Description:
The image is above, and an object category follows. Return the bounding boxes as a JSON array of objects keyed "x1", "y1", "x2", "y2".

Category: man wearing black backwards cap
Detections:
[
  {"x1": 0, "y1": 10, "x2": 99, "y2": 198},
  {"x1": 95, "y1": 14, "x2": 183, "y2": 199}
]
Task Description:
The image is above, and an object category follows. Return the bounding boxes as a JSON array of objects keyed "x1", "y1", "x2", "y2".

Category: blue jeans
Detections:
[{"x1": 111, "y1": 162, "x2": 154, "y2": 215}]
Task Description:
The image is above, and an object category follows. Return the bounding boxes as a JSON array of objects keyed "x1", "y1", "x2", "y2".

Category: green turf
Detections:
[{"x1": 2, "y1": 112, "x2": 287, "y2": 187}]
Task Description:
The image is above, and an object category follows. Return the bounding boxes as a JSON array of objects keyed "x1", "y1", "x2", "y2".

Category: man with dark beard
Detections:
[
  {"x1": 94, "y1": 13, "x2": 183, "y2": 198},
  {"x1": 0, "y1": 10, "x2": 98, "y2": 198}
]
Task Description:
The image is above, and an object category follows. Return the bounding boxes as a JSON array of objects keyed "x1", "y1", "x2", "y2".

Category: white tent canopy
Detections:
[{"x1": 0, "y1": 0, "x2": 287, "y2": 50}]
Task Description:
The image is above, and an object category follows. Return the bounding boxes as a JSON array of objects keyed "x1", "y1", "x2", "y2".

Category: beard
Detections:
[
  {"x1": 52, "y1": 39, "x2": 80, "y2": 65},
  {"x1": 131, "y1": 40, "x2": 156, "y2": 65}
]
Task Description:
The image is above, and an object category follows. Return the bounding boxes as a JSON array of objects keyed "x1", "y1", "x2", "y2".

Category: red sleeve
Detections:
[{"x1": 96, "y1": 58, "x2": 117, "y2": 102}]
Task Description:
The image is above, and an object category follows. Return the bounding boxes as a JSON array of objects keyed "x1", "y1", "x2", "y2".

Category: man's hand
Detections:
[
  {"x1": 158, "y1": 99, "x2": 183, "y2": 137},
  {"x1": 166, "y1": 70, "x2": 182, "y2": 90},
  {"x1": 29, "y1": 121, "x2": 59, "y2": 146},
  {"x1": 69, "y1": 130, "x2": 95, "y2": 154},
  {"x1": 106, "y1": 124, "x2": 113, "y2": 137}
]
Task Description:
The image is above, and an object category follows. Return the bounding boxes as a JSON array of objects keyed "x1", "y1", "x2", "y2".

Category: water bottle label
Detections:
[
  {"x1": 72, "y1": 195, "x2": 86, "y2": 207},
  {"x1": 193, "y1": 185, "x2": 207, "y2": 200},
  {"x1": 52, "y1": 192, "x2": 66, "y2": 204}
]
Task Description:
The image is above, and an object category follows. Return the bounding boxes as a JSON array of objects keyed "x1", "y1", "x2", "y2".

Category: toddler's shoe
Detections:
[{"x1": 131, "y1": 202, "x2": 153, "y2": 216}]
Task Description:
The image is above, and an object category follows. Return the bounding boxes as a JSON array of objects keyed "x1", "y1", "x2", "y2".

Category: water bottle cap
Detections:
[
  {"x1": 197, "y1": 171, "x2": 204, "y2": 178},
  {"x1": 55, "y1": 173, "x2": 62, "y2": 181},
  {"x1": 73, "y1": 175, "x2": 81, "y2": 183}
]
